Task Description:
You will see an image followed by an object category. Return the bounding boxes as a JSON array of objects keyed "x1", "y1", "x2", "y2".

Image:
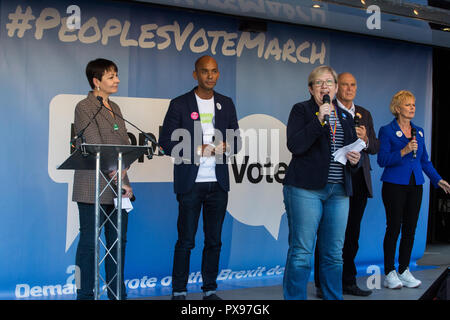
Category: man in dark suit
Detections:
[
  {"x1": 159, "y1": 56, "x2": 240, "y2": 300},
  {"x1": 336, "y1": 72, "x2": 380, "y2": 296}
]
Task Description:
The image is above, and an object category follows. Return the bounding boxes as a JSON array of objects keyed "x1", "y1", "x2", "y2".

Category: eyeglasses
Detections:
[{"x1": 312, "y1": 79, "x2": 335, "y2": 87}]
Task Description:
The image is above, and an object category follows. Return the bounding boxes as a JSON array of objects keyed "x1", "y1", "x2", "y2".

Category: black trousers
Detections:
[
  {"x1": 172, "y1": 182, "x2": 228, "y2": 293},
  {"x1": 382, "y1": 178, "x2": 422, "y2": 275},
  {"x1": 315, "y1": 169, "x2": 369, "y2": 287},
  {"x1": 75, "y1": 202, "x2": 128, "y2": 300}
]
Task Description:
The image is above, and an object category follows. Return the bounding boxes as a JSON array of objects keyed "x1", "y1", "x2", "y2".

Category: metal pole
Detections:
[
  {"x1": 94, "y1": 151, "x2": 101, "y2": 300},
  {"x1": 117, "y1": 152, "x2": 123, "y2": 300}
]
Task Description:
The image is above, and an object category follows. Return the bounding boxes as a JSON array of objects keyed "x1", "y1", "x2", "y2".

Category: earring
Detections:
[{"x1": 96, "y1": 86, "x2": 100, "y2": 91}]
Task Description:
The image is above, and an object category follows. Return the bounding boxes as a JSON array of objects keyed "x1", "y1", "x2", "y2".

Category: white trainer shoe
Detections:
[
  {"x1": 384, "y1": 270, "x2": 403, "y2": 289},
  {"x1": 398, "y1": 268, "x2": 422, "y2": 288}
]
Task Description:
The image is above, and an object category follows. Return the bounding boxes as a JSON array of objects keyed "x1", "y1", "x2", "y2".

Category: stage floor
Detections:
[{"x1": 138, "y1": 243, "x2": 450, "y2": 300}]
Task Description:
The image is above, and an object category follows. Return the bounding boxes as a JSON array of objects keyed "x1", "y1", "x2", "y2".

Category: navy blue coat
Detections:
[
  {"x1": 159, "y1": 88, "x2": 240, "y2": 194},
  {"x1": 283, "y1": 97, "x2": 359, "y2": 196}
]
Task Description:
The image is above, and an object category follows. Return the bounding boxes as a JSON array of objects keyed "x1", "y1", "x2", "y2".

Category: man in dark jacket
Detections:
[
  {"x1": 159, "y1": 56, "x2": 240, "y2": 300},
  {"x1": 335, "y1": 72, "x2": 380, "y2": 296}
]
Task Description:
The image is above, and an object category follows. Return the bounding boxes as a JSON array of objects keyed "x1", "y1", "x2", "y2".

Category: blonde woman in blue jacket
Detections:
[{"x1": 377, "y1": 90, "x2": 450, "y2": 290}]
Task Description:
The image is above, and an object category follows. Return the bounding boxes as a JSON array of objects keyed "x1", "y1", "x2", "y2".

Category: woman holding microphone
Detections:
[
  {"x1": 377, "y1": 90, "x2": 450, "y2": 289},
  {"x1": 283, "y1": 65, "x2": 361, "y2": 300}
]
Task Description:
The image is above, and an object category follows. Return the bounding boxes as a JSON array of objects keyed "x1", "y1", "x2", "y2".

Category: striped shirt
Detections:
[{"x1": 327, "y1": 108, "x2": 345, "y2": 183}]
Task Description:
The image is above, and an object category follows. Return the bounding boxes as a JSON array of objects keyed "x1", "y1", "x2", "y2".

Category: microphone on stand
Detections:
[
  {"x1": 96, "y1": 96, "x2": 164, "y2": 158},
  {"x1": 70, "y1": 105, "x2": 103, "y2": 156},
  {"x1": 322, "y1": 94, "x2": 331, "y2": 126}
]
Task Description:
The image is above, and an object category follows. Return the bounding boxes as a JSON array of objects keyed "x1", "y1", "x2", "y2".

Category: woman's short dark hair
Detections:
[{"x1": 85, "y1": 58, "x2": 118, "y2": 89}]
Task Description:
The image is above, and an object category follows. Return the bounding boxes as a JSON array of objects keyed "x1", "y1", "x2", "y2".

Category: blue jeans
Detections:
[
  {"x1": 172, "y1": 182, "x2": 228, "y2": 293},
  {"x1": 283, "y1": 184, "x2": 349, "y2": 300}
]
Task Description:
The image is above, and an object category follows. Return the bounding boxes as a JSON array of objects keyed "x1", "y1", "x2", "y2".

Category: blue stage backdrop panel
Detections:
[{"x1": 0, "y1": 0, "x2": 432, "y2": 299}]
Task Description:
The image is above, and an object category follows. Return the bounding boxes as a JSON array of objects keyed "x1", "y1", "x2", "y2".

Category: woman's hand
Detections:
[
  {"x1": 401, "y1": 139, "x2": 417, "y2": 157},
  {"x1": 122, "y1": 184, "x2": 133, "y2": 198},
  {"x1": 318, "y1": 103, "x2": 331, "y2": 124},
  {"x1": 438, "y1": 180, "x2": 450, "y2": 194},
  {"x1": 346, "y1": 151, "x2": 361, "y2": 166}
]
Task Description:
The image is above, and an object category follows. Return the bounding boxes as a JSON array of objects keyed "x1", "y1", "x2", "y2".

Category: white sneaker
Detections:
[
  {"x1": 398, "y1": 268, "x2": 422, "y2": 288},
  {"x1": 384, "y1": 270, "x2": 403, "y2": 289}
]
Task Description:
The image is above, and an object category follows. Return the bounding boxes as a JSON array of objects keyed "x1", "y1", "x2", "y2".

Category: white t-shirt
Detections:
[{"x1": 195, "y1": 94, "x2": 217, "y2": 182}]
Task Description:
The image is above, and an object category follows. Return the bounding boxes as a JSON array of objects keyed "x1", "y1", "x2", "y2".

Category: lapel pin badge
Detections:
[
  {"x1": 396, "y1": 130, "x2": 403, "y2": 137},
  {"x1": 419, "y1": 131, "x2": 423, "y2": 137},
  {"x1": 191, "y1": 112, "x2": 199, "y2": 120},
  {"x1": 216, "y1": 102, "x2": 222, "y2": 111}
]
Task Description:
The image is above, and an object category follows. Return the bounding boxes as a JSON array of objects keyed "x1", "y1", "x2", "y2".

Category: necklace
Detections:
[{"x1": 329, "y1": 106, "x2": 338, "y2": 151}]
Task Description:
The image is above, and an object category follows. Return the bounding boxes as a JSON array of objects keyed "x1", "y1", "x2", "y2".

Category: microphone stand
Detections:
[{"x1": 71, "y1": 105, "x2": 103, "y2": 156}]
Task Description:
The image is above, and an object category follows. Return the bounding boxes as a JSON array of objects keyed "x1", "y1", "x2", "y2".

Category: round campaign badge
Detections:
[
  {"x1": 216, "y1": 102, "x2": 222, "y2": 111},
  {"x1": 396, "y1": 131, "x2": 403, "y2": 137},
  {"x1": 419, "y1": 131, "x2": 423, "y2": 137},
  {"x1": 191, "y1": 112, "x2": 199, "y2": 120}
]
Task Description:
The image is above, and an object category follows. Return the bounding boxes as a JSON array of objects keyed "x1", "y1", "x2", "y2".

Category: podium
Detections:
[{"x1": 58, "y1": 144, "x2": 151, "y2": 300}]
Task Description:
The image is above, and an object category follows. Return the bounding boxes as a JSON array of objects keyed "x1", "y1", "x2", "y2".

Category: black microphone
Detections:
[
  {"x1": 70, "y1": 105, "x2": 103, "y2": 149},
  {"x1": 354, "y1": 114, "x2": 360, "y2": 127},
  {"x1": 411, "y1": 127, "x2": 417, "y2": 159},
  {"x1": 96, "y1": 96, "x2": 164, "y2": 155},
  {"x1": 121, "y1": 188, "x2": 136, "y2": 202},
  {"x1": 322, "y1": 94, "x2": 330, "y2": 126}
]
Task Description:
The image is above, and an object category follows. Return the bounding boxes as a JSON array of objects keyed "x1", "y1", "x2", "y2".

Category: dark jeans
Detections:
[
  {"x1": 382, "y1": 179, "x2": 423, "y2": 275},
  {"x1": 172, "y1": 182, "x2": 228, "y2": 293},
  {"x1": 75, "y1": 202, "x2": 128, "y2": 300}
]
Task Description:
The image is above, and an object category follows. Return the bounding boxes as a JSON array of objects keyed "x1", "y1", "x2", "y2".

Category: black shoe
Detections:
[
  {"x1": 315, "y1": 287, "x2": 323, "y2": 299},
  {"x1": 343, "y1": 284, "x2": 372, "y2": 297},
  {"x1": 171, "y1": 294, "x2": 186, "y2": 300},
  {"x1": 203, "y1": 293, "x2": 222, "y2": 300}
]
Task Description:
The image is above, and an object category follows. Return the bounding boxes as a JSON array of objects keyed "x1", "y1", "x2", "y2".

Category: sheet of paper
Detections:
[
  {"x1": 332, "y1": 138, "x2": 366, "y2": 165},
  {"x1": 114, "y1": 197, "x2": 133, "y2": 213}
]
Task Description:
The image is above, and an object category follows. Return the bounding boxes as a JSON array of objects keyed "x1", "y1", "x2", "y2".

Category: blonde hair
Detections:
[
  {"x1": 308, "y1": 65, "x2": 338, "y2": 88},
  {"x1": 389, "y1": 90, "x2": 415, "y2": 117}
]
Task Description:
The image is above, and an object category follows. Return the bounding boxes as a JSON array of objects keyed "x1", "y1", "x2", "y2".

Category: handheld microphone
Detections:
[
  {"x1": 322, "y1": 94, "x2": 330, "y2": 126},
  {"x1": 354, "y1": 114, "x2": 360, "y2": 127},
  {"x1": 96, "y1": 96, "x2": 164, "y2": 155},
  {"x1": 121, "y1": 188, "x2": 136, "y2": 202},
  {"x1": 411, "y1": 127, "x2": 417, "y2": 159}
]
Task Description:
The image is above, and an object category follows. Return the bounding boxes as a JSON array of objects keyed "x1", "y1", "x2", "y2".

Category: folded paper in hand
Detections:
[
  {"x1": 114, "y1": 197, "x2": 133, "y2": 213},
  {"x1": 332, "y1": 138, "x2": 366, "y2": 165}
]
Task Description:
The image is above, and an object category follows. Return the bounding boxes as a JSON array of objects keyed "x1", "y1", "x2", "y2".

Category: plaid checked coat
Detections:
[{"x1": 72, "y1": 91, "x2": 131, "y2": 204}]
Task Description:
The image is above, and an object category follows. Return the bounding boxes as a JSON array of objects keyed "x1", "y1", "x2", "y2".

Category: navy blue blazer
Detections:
[
  {"x1": 283, "y1": 97, "x2": 359, "y2": 196},
  {"x1": 159, "y1": 88, "x2": 240, "y2": 194},
  {"x1": 377, "y1": 119, "x2": 441, "y2": 187},
  {"x1": 353, "y1": 105, "x2": 380, "y2": 198}
]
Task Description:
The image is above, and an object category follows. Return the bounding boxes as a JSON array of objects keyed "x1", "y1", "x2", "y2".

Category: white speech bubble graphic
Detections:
[
  {"x1": 228, "y1": 114, "x2": 289, "y2": 240},
  {"x1": 48, "y1": 94, "x2": 172, "y2": 251}
]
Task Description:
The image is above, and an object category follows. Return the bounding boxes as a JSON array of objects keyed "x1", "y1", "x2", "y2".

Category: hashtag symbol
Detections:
[{"x1": 6, "y1": 5, "x2": 36, "y2": 38}]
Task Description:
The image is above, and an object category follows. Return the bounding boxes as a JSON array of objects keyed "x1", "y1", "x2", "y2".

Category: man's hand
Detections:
[
  {"x1": 355, "y1": 125, "x2": 368, "y2": 144},
  {"x1": 199, "y1": 142, "x2": 229, "y2": 157}
]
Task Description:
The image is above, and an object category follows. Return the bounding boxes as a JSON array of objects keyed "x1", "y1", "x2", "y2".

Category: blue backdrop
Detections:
[{"x1": 0, "y1": 0, "x2": 433, "y2": 299}]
